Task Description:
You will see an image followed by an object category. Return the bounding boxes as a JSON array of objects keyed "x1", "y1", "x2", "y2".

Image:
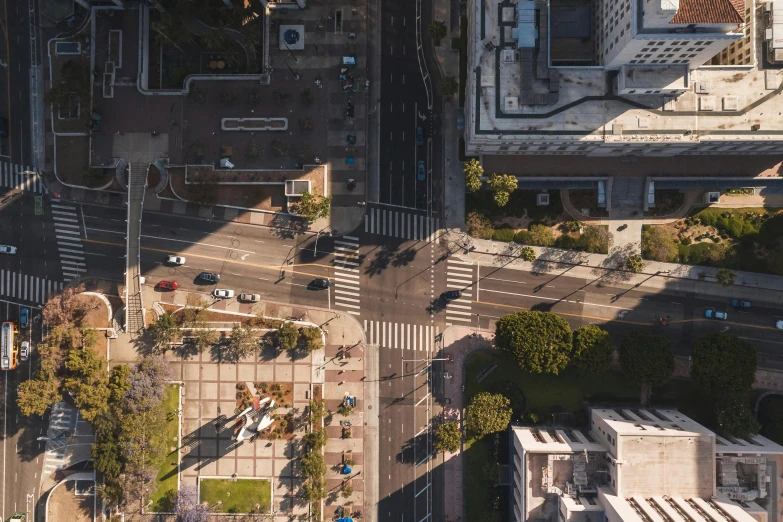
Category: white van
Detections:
[{"x1": 0, "y1": 246, "x2": 17, "y2": 254}]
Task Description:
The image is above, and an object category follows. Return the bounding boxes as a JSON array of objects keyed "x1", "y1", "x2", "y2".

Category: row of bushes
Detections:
[
  {"x1": 486, "y1": 223, "x2": 610, "y2": 254},
  {"x1": 690, "y1": 208, "x2": 783, "y2": 245},
  {"x1": 465, "y1": 190, "x2": 563, "y2": 221}
]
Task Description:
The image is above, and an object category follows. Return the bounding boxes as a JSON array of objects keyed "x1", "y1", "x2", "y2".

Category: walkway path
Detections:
[{"x1": 125, "y1": 164, "x2": 147, "y2": 334}]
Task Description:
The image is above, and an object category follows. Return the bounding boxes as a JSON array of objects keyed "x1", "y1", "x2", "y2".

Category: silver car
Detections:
[
  {"x1": 20, "y1": 341, "x2": 29, "y2": 361},
  {"x1": 213, "y1": 289, "x2": 235, "y2": 299},
  {"x1": 239, "y1": 293, "x2": 260, "y2": 303},
  {"x1": 0, "y1": 245, "x2": 17, "y2": 254},
  {"x1": 167, "y1": 255, "x2": 186, "y2": 265}
]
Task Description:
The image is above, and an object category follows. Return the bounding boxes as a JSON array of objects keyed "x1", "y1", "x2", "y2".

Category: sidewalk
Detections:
[
  {"x1": 444, "y1": 230, "x2": 783, "y2": 305},
  {"x1": 439, "y1": 326, "x2": 494, "y2": 522}
]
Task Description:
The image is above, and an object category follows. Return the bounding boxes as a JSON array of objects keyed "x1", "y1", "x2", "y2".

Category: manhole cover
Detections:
[{"x1": 284, "y1": 29, "x2": 300, "y2": 45}]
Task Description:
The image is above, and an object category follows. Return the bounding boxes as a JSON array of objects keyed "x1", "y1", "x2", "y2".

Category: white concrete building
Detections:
[
  {"x1": 464, "y1": 0, "x2": 783, "y2": 157},
  {"x1": 510, "y1": 408, "x2": 782, "y2": 522}
]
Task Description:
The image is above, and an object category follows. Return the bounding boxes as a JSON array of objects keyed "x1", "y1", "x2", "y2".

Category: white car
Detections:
[
  {"x1": 777, "y1": 320, "x2": 783, "y2": 330},
  {"x1": 239, "y1": 293, "x2": 260, "y2": 303},
  {"x1": 0, "y1": 245, "x2": 17, "y2": 254},
  {"x1": 167, "y1": 255, "x2": 186, "y2": 266},
  {"x1": 20, "y1": 341, "x2": 29, "y2": 361},
  {"x1": 213, "y1": 289, "x2": 235, "y2": 299}
]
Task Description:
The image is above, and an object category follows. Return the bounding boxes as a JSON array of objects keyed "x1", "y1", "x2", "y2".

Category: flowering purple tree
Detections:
[
  {"x1": 176, "y1": 485, "x2": 209, "y2": 522},
  {"x1": 124, "y1": 355, "x2": 173, "y2": 413}
]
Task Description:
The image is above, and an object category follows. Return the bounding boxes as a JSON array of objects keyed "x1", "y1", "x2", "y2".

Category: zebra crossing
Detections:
[
  {"x1": 364, "y1": 206, "x2": 439, "y2": 242},
  {"x1": 332, "y1": 236, "x2": 361, "y2": 316},
  {"x1": 43, "y1": 402, "x2": 74, "y2": 476},
  {"x1": 0, "y1": 270, "x2": 64, "y2": 304},
  {"x1": 51, "y1": 202, "x2": 87, "y2": 281},
  {"x1": 0, "y1": 161, "x2": 46, "y2": 193},
  {"x1": 445, "y1": 259, "x2": 474, "y2": 325},
  {"x1": 364, "y1": 320, "x2": 440, "y2": 352}
]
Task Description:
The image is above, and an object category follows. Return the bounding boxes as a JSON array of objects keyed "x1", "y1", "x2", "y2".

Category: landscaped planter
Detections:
[{"x1": 221, "y1": 118, "x2": 288, "y2": 131}]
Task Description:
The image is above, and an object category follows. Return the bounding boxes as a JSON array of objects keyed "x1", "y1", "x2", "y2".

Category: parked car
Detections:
[
  {"x1": 198, "y1": 272, "x2": 220, "y2": 284},
  {"x1": 705, "y1": 309, "x2": 728, "y2": 320},
  {"x1": 213, "y1": 289, "x2": 235, "y2": 299},
  {"x1": 158, "y1": 280, "x2": 178, "y2": 290},
  {"x1": 0, "y1": 245, "x2": 17, "y2": 254},
  {"x1": 19, "y1": 308, "x2": 29, "y2": 329},
  {"x1": 19, "y1": 341, "x2": 29, "y2": 361},
  {"x1": 730, "y1": 299, "x2": 751, "y2": 308},
  {"x1": 416, "y1": 126, "x2": 424, "y2": 146},
  {"x1": 417, "y1": 160, "x2": 425, "y2": 181},
  {"x1": 311, "y1": 278, "x2": 331, "y2": 289},
  {"x1": 167, "y1": 255, "x2": 186, "y2": 266},
  {"x1": 777, "y1": 320, "x2": 783, "y2": 330},
  {"x1": 442, "y1": 290, "x2": 462, "y2": 300},
  {"x1": 239, "y1": 293, "x2": 260, "y2": 303}
]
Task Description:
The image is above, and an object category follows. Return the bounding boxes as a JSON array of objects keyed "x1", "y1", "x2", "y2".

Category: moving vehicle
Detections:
[
  {"x1": 158, "y1": 280, "x2": 178, "y2": 291},
  {"x1": 730, "y1": 299, "x2": 751, "y2": 309},
  {"x1": 19, "y1": 308, "x2": 29, "y2": 329},
  {"x1": 311, "y1": 278, "x2": 331, "y2": 289},
  {"x1": 239, "y1": 293, "x2": 260, "y2": 303},
  {"x1": 442, "y1": 290, "x2": 462, "y2": 300},
  {"x1": 19, "y1": 341, "x2": 29, "y2": 362},
  {"x1": 0, "y1": 245, "x2": 17, "y2": 254},
  {"x1": 416, "y1": 127, "x2": 424, "y2": 146},
  {"x1": 213, "y1": 289, "x2": 235, "y2": 299},
  {"x1": 198, "y1": 272, "x2": 220, "y2": 284},
  {"x1": 8, "y1": 514, "x2": 26, "y2": 522},
  {"x1": 777, "y1": 320, "x2": 783, "y2": 330},
  {"x1": 1, "y1": 322, "x2": 16, "y2": 370},
  {"x1": 705, "y1": 309, "x2": 728, "y2": 320},
  {"x1": 167, "y1": 255, "x2": 186, "y2": 266},
  {"x1": 417, "y1": 160, "x2": 425, "y2": 181}
]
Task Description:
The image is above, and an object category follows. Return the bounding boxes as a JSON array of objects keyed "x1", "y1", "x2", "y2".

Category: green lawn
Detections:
[
  {"x1": 199, "y1": 478, "x2": 272, "y2": 514},
  {"x1": 149, "y1": 383, "x2": 182, "y2": 512},
  {"x1": 465, "y1": 351, "x2": 641, "y2": 418},
  {"x1": 464, "y1": 435, "x2": 493, "y2": 522}
]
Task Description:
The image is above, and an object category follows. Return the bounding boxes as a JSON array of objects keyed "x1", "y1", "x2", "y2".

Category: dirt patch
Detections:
[
  {"x1": 255, "y1": 381, "x2": 294, "y2": 408},
  {"x1": 74, "y1": 295, "x2": 110, "y2": 328},
  {"x1": 47, "y1": 480, "x2": 94, "y2": 522}
]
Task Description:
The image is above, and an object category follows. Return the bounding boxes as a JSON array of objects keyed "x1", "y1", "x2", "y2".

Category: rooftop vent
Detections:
[{"x1": 285, "y1": 179, "x2": 311, "y2": 196}]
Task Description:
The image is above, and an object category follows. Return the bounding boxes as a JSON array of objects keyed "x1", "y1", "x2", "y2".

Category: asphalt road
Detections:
[
  {"x1": 0, "y1": 301, "x2": 47, "y2": 522},
  {"x1": 0, "y1": 0, "x2": 33, "y2": 164},
  {"x1": 378, "y1": 0, "x2": 432, "y2": 210}
]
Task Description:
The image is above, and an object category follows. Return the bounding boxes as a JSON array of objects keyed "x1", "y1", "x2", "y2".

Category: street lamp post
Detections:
[
  {"x1": 313, "y1": 225, "x2": 331, "y2": 257},
  {"x1": 282, "y1": 39, "x2": 299, "y2": 63},
  {"x1": 284, "y1": 60, "x2": 300, "y2": 80}
]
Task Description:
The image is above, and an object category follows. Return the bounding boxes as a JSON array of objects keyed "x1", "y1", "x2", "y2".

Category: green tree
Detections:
[
  {"x1": 277, "y1": 321, "x2": 299, "y2": 352},
  {"x1": 619, "y1": 331, "x2": 674, "y2": 387},
  {"x1": 301, "y1": 477, "x2": 326, "y2": 502},
  {"x1": 691, "y1": 333, "x2": 756, "y2": 398},
  {"x1": 572, "y1": 325, "x2": 613, "y2": 376},
  {"x1": 189, "y1": 326, "x2": 218, "y2": 353},
  {"x1": 427, "y1": 21, "x2": 448, "y2": 45},
  {"x1": 716, "y1": 268, "x2": 735, "y2": 287},
  {"x1": 340, "y1": 481, "x2": 354, "y2": 498},
  {"x1": 300, "y1": 451, "x2": 326, "y2": 479},
  {"x1": 149, "y1": 313, "x2": 179, "y2": 349},
  {"x1": 307, "y1": 399, "x2": 326, "y2": 425},
  {"x1": 527, "y1": 224, "x2": 555, "y2": 247},
  {"x1": 519, "y1": 246, "x2": 537, "y2": 262},
  {"x1": 464, "y1": 158, "x2": 483, "y2": 193},
  {"x1": 624, "y1": 255, "x2": 645, "y2": 273},
  {"x1": 434, "y1": 421, "x2": 461, "y2": 452},
  {"x1": 297, "y1": 192, "x2": 332, "y2": 223},
  {"x1": 438, "y1": 76, "x2": 458, "y2": 97},
  {"x1": 487, "y1": 173, "x2": 517, "y2": 207},
  {"x1": 466, "y1": 392, "x2": 512, "y2": 436},
  {"x1": 714, "y1": 395, "x2": 760, "y2": 438},
  {"x1": 495, "y1": 311, "x2": 573, "y2": 374},
  {"x1": 64, "y1": 345, "x2": 110, "y2": 422},
  {"x1": 226, "y1": 324, "x2": 258, "y2": 360},
  {"x1": 579, "y1": 225, "x2": 612, "y2": 253},
  {"x1": 299, "y1": 326, "x2": 323, "y2": 352},
  {"x1": 17, "y1": 368, "x2": 61, "y2": 417},
  {"x1": 302, "y1": 429, "x2": 328, "y2": 450},
  {"x1": 466, "y1": 211, "x2": 494, "y2": 239},
  {"x1": 642, "y1": 227, "x2": 678, "y2": 262}
]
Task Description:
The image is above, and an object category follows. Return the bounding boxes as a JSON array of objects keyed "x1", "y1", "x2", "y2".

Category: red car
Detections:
[{"x1": 158, "y1": 280, "x2": 178, "y2": 290}]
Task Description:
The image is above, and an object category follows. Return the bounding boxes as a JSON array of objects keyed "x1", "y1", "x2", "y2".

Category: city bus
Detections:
[{"x1": 1, "y1": 322, "x2": 16, "y2": 370}]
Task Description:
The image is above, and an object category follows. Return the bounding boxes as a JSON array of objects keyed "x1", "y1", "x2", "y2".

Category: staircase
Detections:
[{"x1": 125, "y1": 163, "x2": 148, "y2": 334}]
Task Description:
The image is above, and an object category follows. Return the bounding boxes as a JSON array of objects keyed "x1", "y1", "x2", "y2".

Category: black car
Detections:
[
  {"x1": 312, "y1": 278, "x2": 331, "y2": 289},
  {"x1": 198, "y1": 272, "x2": 220, "y2": 284},
  {"x1": 442, "y1": 290, "x2": 462, "y2": 300}
]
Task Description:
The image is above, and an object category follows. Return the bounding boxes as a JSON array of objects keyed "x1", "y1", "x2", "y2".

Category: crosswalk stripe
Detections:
[
  {"x1": 334, "y1": 289, "x2": 361, "y2": 296},
  {"x1": 446, "y1": 309, "x2": 473, "y2": 316},
  {"x1": 51, "y1": 203, "x2": 77, "y2": 210},
  {"x1": 55, "y1": 229, "x2": 81, "y2": 237},
  {"x1": 53, "y1": 216, "x2": 79, "y2": 223},
  {"x1": 58, "y1": 248, "x2": 85, "y2": 255},
  {"x1": 335, "y1": 302, "x2": 361, "y2": 309},
  {"x1": 60, "y1": 255, "x2": 86, "y2": 261},
  {"x1": 342, "y1": 236, "x2": 359, "y2": 241},
  {"x1": 446, "y1": 315, "x2": 472, "y2": 323},
  {"x1": 448, "y1": 260, "x2": 473, "y2": 266},
  {"x1": 447, "y1": 266, "x2": 473, "y2": 273},
  {"x1": 447, "y1": 278, "x2": 473, "y2": 284},
  {"x1": 54, "y1": 222, "x2": 80, "y2": 229},
  {"x1": 335, "y1": 295, "x2": 360, "y2": 303},
  {"x1": 334, "y1": 240, "x2": 359, "y2": 248},
  {"x1": 51, "y1": 210, "x2": 77, "y2": 216},
  {"x1": 448, "y1": 303, "x2": 472, "y2": 310},
  {"x1": 335, "y1": 277, "x2": 360, "y2": 284}
]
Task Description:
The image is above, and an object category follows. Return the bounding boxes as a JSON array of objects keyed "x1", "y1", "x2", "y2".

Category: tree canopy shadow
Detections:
[
  {"x1": 268, "y1": 214, "x2": 308, "y2": 240},
  {"x1": 364, "y1": 244, "x2": 399, "y2": 277},
  {"x1": 392, "y1": 247, "x2": 417, "y2": 267}
]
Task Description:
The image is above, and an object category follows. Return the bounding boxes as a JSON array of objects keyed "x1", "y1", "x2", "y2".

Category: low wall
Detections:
[{"x1": 221, "y1": 117, "x2": 288, "y2": 131}]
